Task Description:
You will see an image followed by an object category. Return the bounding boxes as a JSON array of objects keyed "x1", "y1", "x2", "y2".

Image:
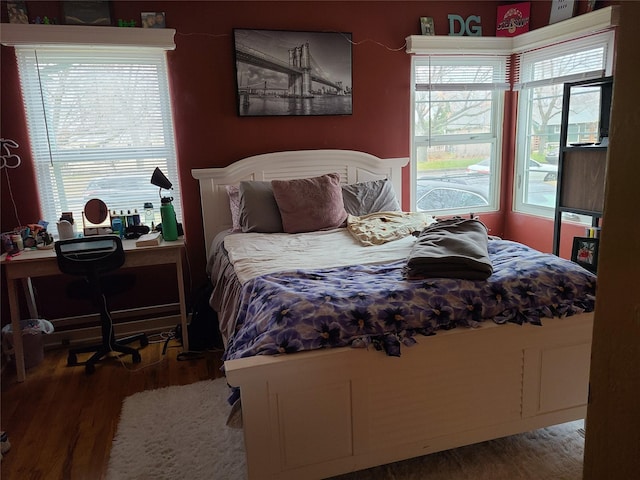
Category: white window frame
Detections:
[
  {"x1": 2, "y1": 25, "x2": 179, "y2": 237},
  {"x1": 407, "y1": 6, "x2": 619, "y2": 220},
  {"x1": 410, "y1": 55, "x2": 506, "y2": 215},
  {"x1": 513, "y1": 31, "x2": 615, "y2": 218}
]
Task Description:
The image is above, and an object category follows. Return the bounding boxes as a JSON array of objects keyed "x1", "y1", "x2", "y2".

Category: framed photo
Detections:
[
  {"x1": 571, "y1": 237, "x2": 599, "y2": 273},
  {"x1": 141, "y1": 12, "x2": 166, "y2": 29},
  {"x1": 7, "y1": 1, "x2": 29, "y2": 24},
  {"x1": 63, "y1": 1, "x2": 112, "y2": 26},
  {"x1": 233, "y1": 28, "x2": 353, "y2": 117},
  {"x1": 549, "y1": 0, "x2": 576, "y2": 25},
  {"x1": 420, "y1": 17, "x2": 435, "y2": 35}
]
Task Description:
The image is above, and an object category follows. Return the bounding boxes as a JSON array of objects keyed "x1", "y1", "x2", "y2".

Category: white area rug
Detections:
[{"x1": 107, "y1": 378, "x2": 585, "y2": 480}]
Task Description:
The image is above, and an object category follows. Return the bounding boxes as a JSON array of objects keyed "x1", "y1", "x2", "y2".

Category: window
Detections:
[
  {"x1": 513, "y1": 31, "x2": 615, "y2": 217},
  {"x1": 411, "y1": 56, "x2": 506, "y2": 215},
  {"x1": 15, "y1": 46, "x2": 180, "y2": 235}
]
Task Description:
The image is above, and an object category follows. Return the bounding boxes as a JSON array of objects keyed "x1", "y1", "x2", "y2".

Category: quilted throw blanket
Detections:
[{"x1": 222, "y1": 239, "x2": 596, "y2": 361}]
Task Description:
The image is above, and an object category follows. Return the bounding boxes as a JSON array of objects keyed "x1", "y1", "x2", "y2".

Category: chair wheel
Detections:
[
  {"x1": 132, "y1": 351, "x2": 142, "y2": 364},
  {"x1": 140, "y1": 336, "x2": 149, "y2": 348},
  {"x1": 85, "y1": 363, "x2": 95, "y2": 375},
  {"x1": 67, "y1": 353, "x2": 78, "y2": 366}
]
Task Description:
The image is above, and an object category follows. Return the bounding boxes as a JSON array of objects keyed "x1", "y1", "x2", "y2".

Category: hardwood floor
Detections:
[{"x1": 1, "y1": 336, "x2": 224, "y2": 480}]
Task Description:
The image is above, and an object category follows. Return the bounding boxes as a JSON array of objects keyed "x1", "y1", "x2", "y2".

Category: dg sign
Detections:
[{"x1": 448, "y1": 14, "x2": 482, "y2": 36}]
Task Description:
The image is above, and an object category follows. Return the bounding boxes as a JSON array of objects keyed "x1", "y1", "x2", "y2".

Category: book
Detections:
[{"x1": 135, "y1": 232, "x2": 161, "y2": 247}]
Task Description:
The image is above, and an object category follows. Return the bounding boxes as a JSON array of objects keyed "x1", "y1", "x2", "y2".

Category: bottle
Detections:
[
  {"x1": 159, "y1": 196, "x2": 178, "y2": 241},
  {"x1": 111, "y1": 217, "x2": 124, "y2": 238},
  {"x1": 144, "y1": 202, "x2": 154, "y2": 228}
]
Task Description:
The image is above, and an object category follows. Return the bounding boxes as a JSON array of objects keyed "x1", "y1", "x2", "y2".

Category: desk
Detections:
[{"x1": 1, "y1": 238, "x2": 188, "y2": 382}]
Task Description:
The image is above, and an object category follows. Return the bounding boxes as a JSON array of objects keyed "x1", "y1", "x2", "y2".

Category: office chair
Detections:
[{"x1": 55, "y1": 235, "x2": 148, "y2": 374}]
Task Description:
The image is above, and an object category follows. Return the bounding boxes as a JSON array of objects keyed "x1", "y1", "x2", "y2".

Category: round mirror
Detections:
[{"x1": 84, "y1": 198, "x2": 109, "y2": 225}]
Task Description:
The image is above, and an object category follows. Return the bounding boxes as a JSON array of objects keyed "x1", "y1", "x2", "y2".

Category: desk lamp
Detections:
[
  {"x1": 150, "y1": 167, "x2": 178, "y2": 241},
  {"x1": 150, "y1": 167, "x2": 173, "y2": 198}
]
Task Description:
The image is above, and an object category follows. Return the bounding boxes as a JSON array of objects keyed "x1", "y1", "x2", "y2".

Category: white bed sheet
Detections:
[{"x1": 224, "y1": 228, "x2": 418, "y2": 284}]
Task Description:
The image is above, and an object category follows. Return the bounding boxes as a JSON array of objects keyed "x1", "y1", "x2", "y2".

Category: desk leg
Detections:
[
  {"x1": 176, "y1": 253, "x2": 189, "y2": 352},
  {"x1": 7, "y1": 279, "x2": 26, "y2": 382}
]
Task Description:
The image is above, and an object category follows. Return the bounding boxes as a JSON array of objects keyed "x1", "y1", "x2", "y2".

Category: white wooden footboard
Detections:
[{"x1": 225, "y1": 313, "x2": 593, "y2": 480}]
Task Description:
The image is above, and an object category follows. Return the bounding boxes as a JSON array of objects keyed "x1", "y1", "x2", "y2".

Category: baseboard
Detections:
[{"x1": 44, "y1": 304, "x2": 182, "y2": 348}]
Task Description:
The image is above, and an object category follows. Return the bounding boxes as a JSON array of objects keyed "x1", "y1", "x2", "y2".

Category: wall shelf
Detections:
[
  {"x1": 1, "y1": 23, "x2": 175, "y2": 50},
  {"x1": 552, "y1": 76, "x2": 613, "y2": 259}
]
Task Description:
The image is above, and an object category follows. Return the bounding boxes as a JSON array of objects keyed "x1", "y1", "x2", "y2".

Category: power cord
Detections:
[{"x1": 112, "y1": 329, "x2": 178, "y2": 372}]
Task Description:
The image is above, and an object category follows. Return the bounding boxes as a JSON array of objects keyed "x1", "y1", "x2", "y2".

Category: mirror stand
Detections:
[{"x1": 83, "y1": 198, "x2": 112, "y2": 236}]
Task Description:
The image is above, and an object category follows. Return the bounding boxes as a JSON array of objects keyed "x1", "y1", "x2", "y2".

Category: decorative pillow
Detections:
[
  {"x1": 238, "y1": 181, "x2": 283, "y2": 233},
  {"x1": 225, "y1": 185, "x2": 241, "y2": 232},
  {"x1": 271, "y1": 173, "x2": 348, "y2": 234},
  {"x1": 342, "y1": 178, "x2": 400, "y2": 216}
]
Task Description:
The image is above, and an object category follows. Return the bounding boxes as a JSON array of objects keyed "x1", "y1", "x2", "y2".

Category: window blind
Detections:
[
  {"x1": 15, "y1": 46, "x2": 181, "y2": 233},
  {"x1": 415, "y1": 56, "x2": 510, "y2": 92},
  {"x1": 513, "y1": 31, "x2": 614, "y2": 89}
]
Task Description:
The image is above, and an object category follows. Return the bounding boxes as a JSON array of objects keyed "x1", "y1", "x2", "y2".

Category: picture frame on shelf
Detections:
[
  {"x1": 571, "y1": 236, "x2": 599, "y2": 273},
  {"x1": 7, "y1": 1, "x2": 29, "y2": 24},
  {"x1": 62, "y1": 1, "x2": 112, "y2": 26},
  {"x1": 549, "y1": 0, "x2": 576, "y2": 25},
  {"x1": 420, "y1": 17, "x2": 435, "y2": 36},
  {"x1": 496, "y1": 2, "x2": 530, "y2": 37},
  {"x1": 141, "y1": 11, "x2": 166, "y2": 28},
  {"x1": 233, "y1": 28, "x2": 352, "y2": 117}
]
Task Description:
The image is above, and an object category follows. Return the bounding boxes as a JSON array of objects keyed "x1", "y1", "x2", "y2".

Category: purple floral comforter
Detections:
[{"x1": 223, "y1": 239, "x2": 596, "y2": 362}]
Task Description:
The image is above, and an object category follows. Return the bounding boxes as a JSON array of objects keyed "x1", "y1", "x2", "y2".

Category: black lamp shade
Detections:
[{"x1": 150, "y1": 167, "x2": 172, "y2": 190}]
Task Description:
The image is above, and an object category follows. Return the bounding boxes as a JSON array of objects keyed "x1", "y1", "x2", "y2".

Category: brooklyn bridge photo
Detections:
[{"x1": 233, "y1": 28, "x2": 353, "y2": 117}]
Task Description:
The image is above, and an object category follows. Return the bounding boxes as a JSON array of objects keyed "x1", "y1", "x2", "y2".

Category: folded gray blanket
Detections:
[{"x1": 404, "y1": 218, "x2": 493, "y2": 280}]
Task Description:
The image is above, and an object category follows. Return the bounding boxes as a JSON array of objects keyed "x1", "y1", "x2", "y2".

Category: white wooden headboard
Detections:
[{"x1": 191, "y1": 149, "x2": 408, "y2": 258}]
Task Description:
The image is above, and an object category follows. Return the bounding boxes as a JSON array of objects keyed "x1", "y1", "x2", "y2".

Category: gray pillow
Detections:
[
  {"x1": 342, "y1": 178, "x2": 400, "y2": 216},
  {"x1": 238, "y1": 181, "x2": 283, "y2": 233}
]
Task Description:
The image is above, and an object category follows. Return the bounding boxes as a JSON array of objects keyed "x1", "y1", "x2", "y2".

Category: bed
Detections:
[{"x1": 192, "y1": 149, "x2": 595, "y2": 480}]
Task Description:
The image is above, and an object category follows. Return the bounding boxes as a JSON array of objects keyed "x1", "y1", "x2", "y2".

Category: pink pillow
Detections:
[
  {"x1": 225, "y1": 185, "x2": 241, "y2": 231},
  {"x1": 271, "y1": 173, "x2": 348, "y2": 234}
]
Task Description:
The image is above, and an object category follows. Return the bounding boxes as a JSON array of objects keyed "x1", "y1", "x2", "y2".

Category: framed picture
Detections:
[
  {"x1": 549, "y1": 0, "x2": 576, "y2": 25},
  {"x1": 7, "y1": 1, "x2": 29, "y2": 24},
  {"x1": 496, "y1": 2, "x2": 530, "y2": 37},
  {"x1": 63, "y1": 1, "x2": 112, "y2": 26},
  {"x1": 141, "y1": 12, "x2": 166, "y2": 29},
  {"x1": 233, "y1": 28, "x2": 353, "y2": 117},
  {"x1": 571, "y1": 237, "x2": 599, "y2": 273},
  {"x1": 420, "y1": 17, "x2": 435, "y2": 36}
]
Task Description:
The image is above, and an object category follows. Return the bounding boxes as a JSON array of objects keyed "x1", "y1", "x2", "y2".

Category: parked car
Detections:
[
  {"x1": 466, "y1": 158, "x2": 557, "y2": 182},
  {"x1": 465, "y1": 158, "x2": 492, "y2": 175},
  {"x1": 545, "y1": 148, "x2": 559, "y2": 164},
  {"x1": 83, "y1": 175, "x2": 160, "y2": 212},
  {"x1": 416, "y1": 178, "x2": 489, "y2": 211}
]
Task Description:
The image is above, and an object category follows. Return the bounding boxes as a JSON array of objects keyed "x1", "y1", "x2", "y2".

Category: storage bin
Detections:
[{"x1": 1, "y1": 319, "x2": 54, "y2": 370}]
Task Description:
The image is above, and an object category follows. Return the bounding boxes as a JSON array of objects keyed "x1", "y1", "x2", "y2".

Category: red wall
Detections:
[{"x1": 0, "y1": 1, "x2": 598, "y2": 320}]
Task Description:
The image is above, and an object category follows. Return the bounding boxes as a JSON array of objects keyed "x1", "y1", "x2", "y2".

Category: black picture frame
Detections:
[
  {"x1": 233, "y1": 28, "x2": 353, "y2": 117},
  {"x1": 62, "y1": 1, "x2": 112, "y2": 26},
  {"x1": 571, "y1": 236, "x2": 599, "y2": 273}
]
